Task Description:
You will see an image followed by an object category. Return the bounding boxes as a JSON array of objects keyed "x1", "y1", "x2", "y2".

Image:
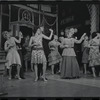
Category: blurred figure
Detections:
[
  {"x1": 16, "y1": 31, "x2": 25, "y2": 79},
  {"x1": 23, "y1": 35, "x2": 31, "y2": 72},
  {"x1": 3, "y1": 31, "x2": 22, "y2": 80},
  {"x1": 29, "y1": 26, "x2": 53, "y2": 82},
  {"x1": 82, "y1": 35, "x2": 89, "y2": 75},
  {"x1": 48, "y1": 35, "x2": 62, "y2": 74},
  {"x1": 60, "y1": 28, "x2": 86, "y2": 79},
  {"x1": 88, "y1": 32, "x2": 100, "y2": 77}
]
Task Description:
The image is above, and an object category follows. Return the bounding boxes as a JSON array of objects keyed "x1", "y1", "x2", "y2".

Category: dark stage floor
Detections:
[{"x1": 1, "y1": 70, "x2": 100, "y2": 97}]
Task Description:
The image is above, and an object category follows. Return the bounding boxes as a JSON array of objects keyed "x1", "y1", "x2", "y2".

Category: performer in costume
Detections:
[
  {"x1": 23, "y1": 35, "x2": 31, "y2": 72},
  {"x1": 48, "y1": 35, "x2": 62, "y2": 74},
  {"x1": 16, "y1": 31, "x2": 25, "y2": 79},
  {"x1": 29, "y1": 26, "x2": 53, "y2": 81},
  {"x1": 88, "y1": 32, "x2": 100, "y2": 77},
  {"x1": 60, "y1": 28, "x2": 86, "y2": 79},
  {"x1": 82, "y1": 35, "x2": 89, "y2": 75},
  {"x1": 3, "y1": 31, "x2": 22, "y2": 80}
]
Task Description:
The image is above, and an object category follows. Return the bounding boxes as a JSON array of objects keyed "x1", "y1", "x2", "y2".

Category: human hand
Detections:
[
  {"x1": 49, "y1": 29, "x2": 53, "y2": 33},
  {"x1": 19, "y1": 31, "x2": 23, "y2": 38}
]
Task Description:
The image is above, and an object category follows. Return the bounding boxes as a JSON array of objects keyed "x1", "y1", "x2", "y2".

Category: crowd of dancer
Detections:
[{"x1": 2, "y1": 25, "x2": 100, "y2": 82}]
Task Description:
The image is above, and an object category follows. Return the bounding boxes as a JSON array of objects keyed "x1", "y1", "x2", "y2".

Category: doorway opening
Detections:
[
  {"x1": 20, "y1": 26, "x2": 32, "y2": 37},
  {"x1": 20, "y1": 26, "x2": 32, "y2": 71}
]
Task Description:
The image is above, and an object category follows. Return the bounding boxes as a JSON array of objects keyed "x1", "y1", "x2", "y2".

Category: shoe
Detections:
[
  {"x1": 18, "y1": 77, "x2": 22, "y2": 80},
  {"x1": 8, "y1": 77, "x2": 11, "y2": 80},
  {"x1": 34, "y1": 77, "x2": 38, "y2": 82},
  {"x1": 42, "y1": 77, "x2": 47, "y2": 82}
]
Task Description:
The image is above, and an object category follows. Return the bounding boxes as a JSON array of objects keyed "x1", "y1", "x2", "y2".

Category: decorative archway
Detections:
[{"x1": 87, "y1": 4, "x2": 99, "y2": 34}]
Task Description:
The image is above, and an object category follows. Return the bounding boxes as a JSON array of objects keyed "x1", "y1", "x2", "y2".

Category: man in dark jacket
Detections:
[{"x1": 16, "y1": 35, "x2": 26, "y2": 79}]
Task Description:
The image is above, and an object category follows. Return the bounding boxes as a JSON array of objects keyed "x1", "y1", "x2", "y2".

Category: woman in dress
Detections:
[
  {"x1": 3, "y1": 31, "x2": 22, "y2": 80},
  {"x1": 88, "y1": 32, "x2": 100, "y2": 77},
  {"x1": 60, "y1": 28, "x2": 86, "y2": 79},
  {"x1": 30, "y1": 31, "x2": 35, "y2": 72},
  {"x1": 23, "y1": 35, "x2": 31, "y2": 72},
  {"x1": 48, "y1": 35, "x2": 62, "y2": 74},
  {"x1": 82, "y1": 35, "x2": 89, "y2": 75},
  {"x1": 29, "y1": 26, "x2": 53, "y2": 81}
]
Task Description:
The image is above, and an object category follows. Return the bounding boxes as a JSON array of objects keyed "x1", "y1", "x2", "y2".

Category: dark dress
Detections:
[{"x1": 16, "y1": 37, "x2": 25, "y2": 78}]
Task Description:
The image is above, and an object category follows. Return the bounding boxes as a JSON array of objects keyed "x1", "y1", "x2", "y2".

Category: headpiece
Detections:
[{"x1": 2, "y1": 31, "x2": 8, "y2": 39}]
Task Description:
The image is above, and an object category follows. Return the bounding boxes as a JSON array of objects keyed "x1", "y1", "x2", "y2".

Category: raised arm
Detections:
[
  {"x1": 13, "y1": 37, "x2": 21, "y2": 43},
  {"x1": 13, "y1": 31, "x2": 23, "y2": 43},
  {"x1": 74, "y1": 33, "x2": 86, "y2": 44},
  {"x1": 29, "y1": 37, "x2": 34, "y2": 47},
  {"x1": 42, "y1": 29, "x2": 53, "y2": 40}
]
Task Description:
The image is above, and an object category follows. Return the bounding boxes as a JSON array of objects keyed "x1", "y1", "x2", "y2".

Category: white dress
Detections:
[{"x1": 5, "y1": 37, "x2": 21, "y2": 69}]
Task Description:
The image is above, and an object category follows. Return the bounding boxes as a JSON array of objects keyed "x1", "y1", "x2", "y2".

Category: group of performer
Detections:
[{"x1": 2, "y1": 25, "x2": 100, "y2": 82}]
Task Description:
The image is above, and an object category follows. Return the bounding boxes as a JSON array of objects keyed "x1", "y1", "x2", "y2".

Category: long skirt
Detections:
[{"x1": 61, "y1": 56, "x2": 80, "y2": 78}]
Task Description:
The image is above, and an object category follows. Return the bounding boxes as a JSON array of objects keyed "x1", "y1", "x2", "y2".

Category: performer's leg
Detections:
[
  {"x1": 51, "y1": 65, "x2": 54, "y2": 74},
  {"x1": 42, "y1": 62, "x2": 47, "y2": 81},
  {"x1": 8, "y1": 67, "x2": 12, "y2": 79},
  {"x1": 92, "y1": 67, "x2": 96, "y2": 77},
  {"x1": 31, "y1": 63, "x2": 34, "y2": 72},
  {"x1": 17, "y1": 65, "x2": 21, "y2": 79},
  {"x1": 34, "y1": 64, "x2": 38, "y2": 81},
  {"x1": 59, "y1": 59, "x2": 62, "y2": 73},
  {"x1": 83, "y1": 64, "x2": 87, "y2": 74},
  {"x1": 20, "y1": 53, "x2": 25, "y2": 79}
]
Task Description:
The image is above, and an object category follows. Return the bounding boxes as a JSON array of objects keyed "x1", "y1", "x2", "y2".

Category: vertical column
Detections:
[
  {"x1": 90, "y1": 4, "x2": 98, "y2": 34},
  {"x1": 0, "y1": 5, "x2": 2, "y2": 49}
]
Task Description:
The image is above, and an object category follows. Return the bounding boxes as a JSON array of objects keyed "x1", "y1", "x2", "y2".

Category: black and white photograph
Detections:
[{"x1": 0, "y1": 0, "x2": 100, "y2": 99}]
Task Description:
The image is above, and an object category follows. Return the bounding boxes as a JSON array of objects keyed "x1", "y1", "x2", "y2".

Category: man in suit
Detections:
[{"x1": 15, "y1": 32, "x2": 26, "y2": 79}]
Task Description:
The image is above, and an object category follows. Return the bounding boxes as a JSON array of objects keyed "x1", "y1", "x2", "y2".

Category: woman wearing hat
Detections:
[
  {"x1": 3, "y1": 31, "x2": 23, "y2": 80},
  {"x1": 29, "y1": 26, "x2": 53, "y2": 82},
  {"x1": 60, "y1": 28, "x2": 86, "y2": 79}
]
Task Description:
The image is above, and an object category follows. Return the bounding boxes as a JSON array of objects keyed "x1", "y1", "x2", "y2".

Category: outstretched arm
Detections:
[
  {"x1": 74, "y1": 33, "x2": 86, "y2": 44},
  {"x1": 42, "y1": 29, "x2": 53, "y2": 40}
]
